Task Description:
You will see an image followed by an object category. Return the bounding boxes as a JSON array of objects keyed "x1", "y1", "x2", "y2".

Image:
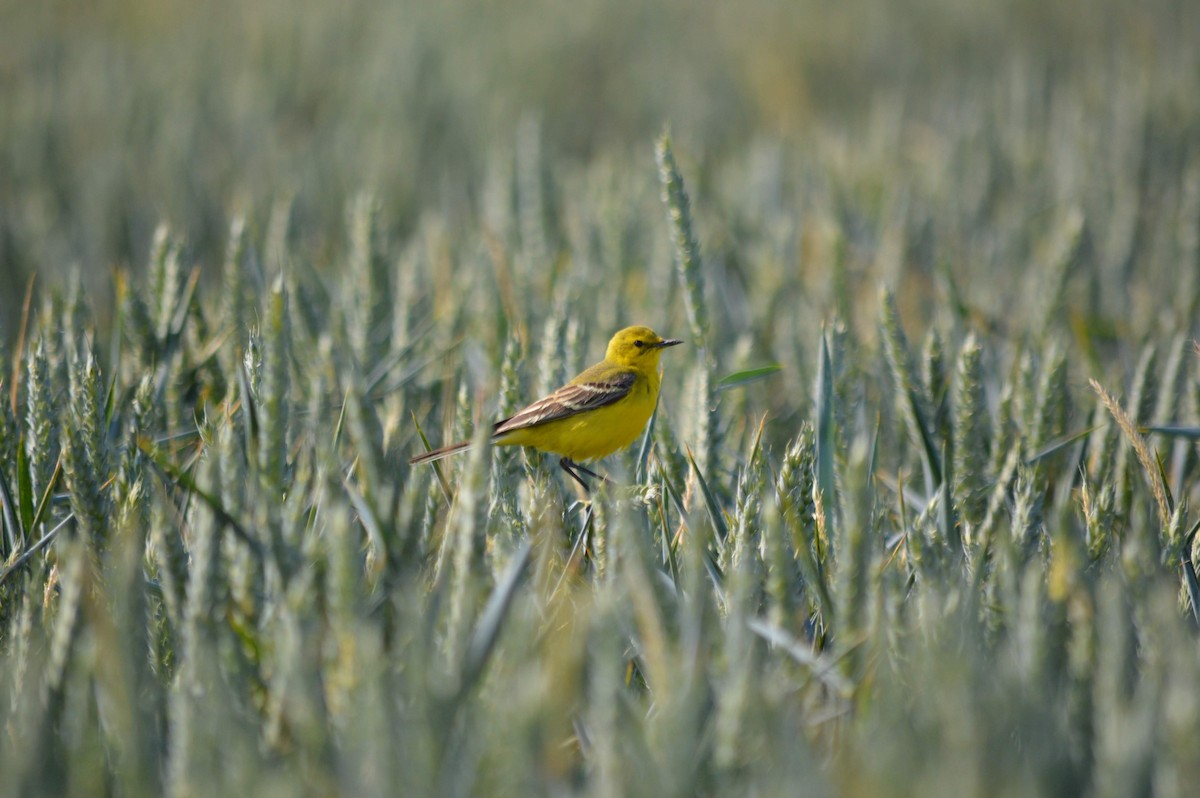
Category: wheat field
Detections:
[{"x1": 2, "y1": 1, "x2": 1200, "y2": 795}]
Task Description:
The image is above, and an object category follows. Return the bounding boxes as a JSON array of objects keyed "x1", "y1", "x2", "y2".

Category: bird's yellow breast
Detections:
[{"x1": 498, "y1": 370, "x2": 660, "y2": 461}]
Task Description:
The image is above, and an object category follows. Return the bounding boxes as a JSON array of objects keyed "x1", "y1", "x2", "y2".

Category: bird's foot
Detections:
[{"x1": 558, "y1": 457, "x2": 611, "y2": 494}]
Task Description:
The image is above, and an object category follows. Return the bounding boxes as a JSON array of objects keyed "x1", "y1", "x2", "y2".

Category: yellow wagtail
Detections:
[{"x1": 410, "y1": 325, "x2": 683, "y2": 491}]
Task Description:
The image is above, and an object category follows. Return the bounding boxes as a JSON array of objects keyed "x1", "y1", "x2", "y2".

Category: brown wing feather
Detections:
[{"x1": 493, "y1": 372, "x2": 637, "y2": 436}]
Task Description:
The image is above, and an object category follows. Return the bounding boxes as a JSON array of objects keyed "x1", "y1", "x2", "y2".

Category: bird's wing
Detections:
[{"x1": 493, "y1": 371, "x2": 637, "y2": 435}]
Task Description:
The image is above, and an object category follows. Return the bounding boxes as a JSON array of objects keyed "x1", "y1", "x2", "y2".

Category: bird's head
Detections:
[{"x1": 605, "y1": 326, "x2": 684, "y2": 368}]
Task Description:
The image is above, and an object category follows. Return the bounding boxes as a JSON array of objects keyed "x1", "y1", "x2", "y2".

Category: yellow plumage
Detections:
[{"x1": 411, "y1": 325, "x2": 683, "y2": 489}]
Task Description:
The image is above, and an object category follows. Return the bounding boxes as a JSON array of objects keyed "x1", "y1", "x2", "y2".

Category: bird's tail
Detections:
[{"x1": 409, "y1": 440, "x2": 472, "y2": 465}]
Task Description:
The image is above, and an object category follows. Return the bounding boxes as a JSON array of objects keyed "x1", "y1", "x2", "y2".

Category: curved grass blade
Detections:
[
  {"x1": 0, "y1": 514, "x2": 73, "y2": 587},
  {"x1": 460, "y1": 538, "x2": 533, "y2": 692},
  {"x1": 343, "y1": 475, "x2": 389, "y2": 566},
  {"x1": 635, "y1": 398, "x2": 659, "y2": 484},
  {"x1": 8, "y1": 272, "x2": 36, "y2": 415},
  {"x1": 16, "y1": 440, "x2": 34, "y2": 531},
  {"x1": 140, "y1": 439, "x2": 263, "y2": 560},
  {"x1": 237, "y1": 355, "x2": 260, "y2": 456},
  {"x1": 746, "y1": 617, "x2": 853, "y2": 696},
  {"x1": 104, "y1": 327, "x2": 120, "y2": 429},
  {"x1": 410, "y1": 410, "x2": 452, "y2": 504},
  {"x1": 716, "y1": 364, "x2": 781, "y2": 391},
  {"x1": 660, "y1": 463, "x2": 725, "y2": 592},
  {"x1": 658, "y1": 488, "x2": 680, "y2": 588},
  {"x1": 0, "y1": 461, "x2": 20, "y2": 555},
  {"x1": 749, "y1": 412, "x2": 768, "y2": 465},
  {"x1": 1026, "y1": 425, "x2": 1101, "y2": 465},
  {"x1": 1155, "y1": 448, "x2": 1176, "y2": 516},
  {"x1": 332, "y1": 388, "x2": 350, "y2": 446},
  {"x1": 551, "y1": 503, "x2": 594, "y2": 601},
  {"x1": 939, "y1": 438, "x2": 960, "y2": 554},
  {"x1": 0, "y1": 439, "x2": 56, "y2": 559},
  {"x1": 151, "y1": 264, "x2": 204, "y2": 399},
  {"x1": 29, "y1": 454, "x2": 62, "y2": 535},
  {"x1": 685, "y1": 444, "x2": 728, "y2": 542},
  {"x1": 815, "y1": 330, "x2": 836, "y2": 543},
  {"x1": 906, "y1": 377, "x2": 943, "y2": 490},
  {"x1": 1183, "y1": 517, "x2": 1200, "y2": 626},
  {"x1": 1143, "y1": 425, "x2": 1200, "y2": 441},
  {"x1": 867, "y1": 412, "x2": 881, "y2": 494}
]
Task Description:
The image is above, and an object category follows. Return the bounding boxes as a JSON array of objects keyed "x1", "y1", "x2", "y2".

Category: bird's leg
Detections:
[
  {"x1": 572, "y1": 462, "x2": 609, "y2": 483},
  {"x1": 559, "y1": 457, "x2": 592, "y2": 494},
  {"x1": 558, "y1": 458, "x2": 613, "y2": 495}
]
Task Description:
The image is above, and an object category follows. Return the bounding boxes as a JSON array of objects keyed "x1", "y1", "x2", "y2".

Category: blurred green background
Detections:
[
  {"x1": 3, "y1": 0, "x2": 1197, "y2": 339},
  {"x1": 5, "y1": 3, "x2": 1200, "y2": 794}
]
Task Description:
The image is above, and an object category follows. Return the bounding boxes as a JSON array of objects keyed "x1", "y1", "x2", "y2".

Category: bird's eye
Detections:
[{"x1": 634, "y1": 340, "x2": 644, "y2": 348}]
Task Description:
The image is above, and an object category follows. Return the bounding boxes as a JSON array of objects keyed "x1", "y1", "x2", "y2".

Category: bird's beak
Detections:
[{"x1": 654, "y1": 338, "x2": 684, "y2": 348}]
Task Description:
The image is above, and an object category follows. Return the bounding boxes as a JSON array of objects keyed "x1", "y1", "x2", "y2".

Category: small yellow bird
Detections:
[{"x1": 410, "y1": 325, "x2": 683, "y2": 490}]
